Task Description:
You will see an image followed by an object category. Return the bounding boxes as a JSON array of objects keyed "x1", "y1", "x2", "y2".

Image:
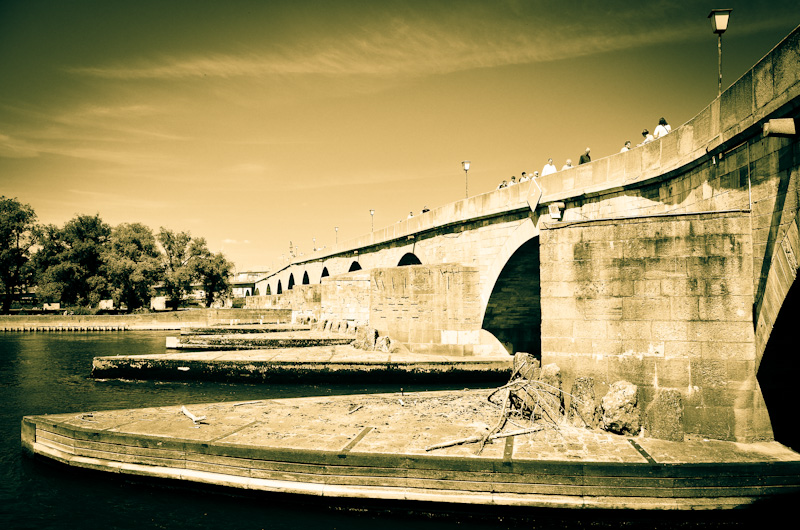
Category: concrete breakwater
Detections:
[
  {"x1": 0, "y1": 308, "x2": 291, "y2": 332},
  {"x1": 91, "y1": 346, "x2": 513, "y2": 383},
  {"x1": 22, "y1": 390, "x2": 800, "y2": 511},
  {"x1": 166, "y1": 333, "x2": 357, "y2": 351}
]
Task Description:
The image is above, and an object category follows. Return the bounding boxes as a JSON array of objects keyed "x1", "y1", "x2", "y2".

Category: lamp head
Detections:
[
  {"x1": 462, "y1": 160, "x2": 470, "y2": 172},
  {"x1": 708, "y1": 9, "x2": 732, "y2": 34}
]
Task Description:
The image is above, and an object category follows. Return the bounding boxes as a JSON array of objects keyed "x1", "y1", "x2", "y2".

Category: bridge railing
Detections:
[{"x1": 276, "y1": 24, "x2": 799, "y2": 273}]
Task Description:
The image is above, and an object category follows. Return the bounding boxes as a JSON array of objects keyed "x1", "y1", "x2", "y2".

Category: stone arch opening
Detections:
[
  {"x1": 244, "y1": 289, "x2": 251, "y2": 297},
  {"x1": 321, "y1": 267, "x2": 330, "y2": 279},
  {"x1": 481, "y1": 236, "x2": 541, "y2": 356},
  {"x1": 349, "y1": 261, "x2": 362, "y2": 272},
  {"x1": 398, "y1": 253, "x2": 422, "y2": 266},
  {"x1": 276, "y1": 281, "x2": 282, "y2": 295},
  {"x1": 254, "y1": 288, "x2": 260, "y2": 296},
  {"x1": 757, "y1": 279, "x2": 800, "y2": 451},
  {"x1": 302, "y1": 271, "x2": 310, "y2": 285},
  {"x1": 266, "y1": 285, "x2": 271, "y2": 295},
  {"x1": 287, "y1": 274, "x2": 295, "y2": 290}
]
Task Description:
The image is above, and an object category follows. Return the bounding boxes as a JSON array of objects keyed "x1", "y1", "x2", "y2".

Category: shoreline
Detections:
[{"x1": 0, "y1": 308, "x2": 291, "y2": 332}]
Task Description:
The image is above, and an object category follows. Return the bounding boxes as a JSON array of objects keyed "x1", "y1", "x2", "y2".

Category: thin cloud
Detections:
[
  {"x1": 0, "y1": 134, "x2": 40, "y2": 158},
  {"x1": 65, "y1": 9, "x2": 791, "y2": 82},
  {"x1": 66, "y1": 189, "x2": 169, "y2": 210}
]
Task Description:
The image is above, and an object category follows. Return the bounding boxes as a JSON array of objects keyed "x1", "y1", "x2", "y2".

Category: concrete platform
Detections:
[
  {"x1": 91, "y1": 345, "x2": 514, "y2": 383},
  {"x1": 21, "y1": 389, "x2": 800, "y2": 511},
  {"x1": 180, "y1": 324, "x2": 311, "y2": 335},
  {"x1": 167, "y1": 330, "x2": 356, "y2": 350}
]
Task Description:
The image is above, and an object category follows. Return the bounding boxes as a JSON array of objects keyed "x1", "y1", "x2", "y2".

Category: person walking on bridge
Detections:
[
  {"x1": 579, "y1": 147, "x2": 591, "y2": 164},
  {"x1": 541, "y1": 158, "x2": 557, "y2": 176},
  {"x1": 653, "y1": 117, "x2": 671, "y2": 139}
]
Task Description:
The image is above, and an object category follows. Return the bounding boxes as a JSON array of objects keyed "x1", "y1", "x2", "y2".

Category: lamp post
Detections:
[
  {"x1": 708, "y1": 9, "x2": 732, "y2": 97},
  {"x1": 312, "y1": 237, "x2": 316, "y2": 251},
  {"x1": 461, "y1": 160, "x2": 470, "y2": 198},
  {"x1": 369, "y1": 209, "x2": 375, "y2": 232},
  {"x1": 335, "y1": 226, "x2": 338, "y2": 244}
]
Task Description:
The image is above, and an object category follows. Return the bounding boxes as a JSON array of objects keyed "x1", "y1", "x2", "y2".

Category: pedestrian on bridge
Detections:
[
  {"x1": 541, "y1": 158, "x2": 557, "y2": 176},
  {"x1": 654, "y1": 117, "x2": 671, "y2": 138}
]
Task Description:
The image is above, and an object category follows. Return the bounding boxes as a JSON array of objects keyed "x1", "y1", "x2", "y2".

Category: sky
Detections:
[{"x1": 1, "y1": 1, "x2": 798, "y2": 273}]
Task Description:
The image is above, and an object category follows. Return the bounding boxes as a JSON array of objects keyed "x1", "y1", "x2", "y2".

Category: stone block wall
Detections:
[
  {"x1": 320, "y1": 272, "x2": 371, "y2": 324},
  {"x1": 369, "y1": 264, "x2": 489, "y2": 355},
  {"x1": 244, "y1": 284, "x2": 321, "y2": 321},
  {"x1": 540, "y1": 211, "x2": 772, "y2": 442}
]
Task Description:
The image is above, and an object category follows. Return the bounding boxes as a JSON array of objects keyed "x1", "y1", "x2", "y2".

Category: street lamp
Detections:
[
  {"x1": 461, "y1": 160, "x2": 470, "y2": 199},
  {"x1": 708, "y1": 9, "x2": 732, "y2": 97},
  {"x1": 369, "y1": 209, "x2": 375, "y2": 232},
  {"x1": 312, "y1": 237, "x2": 316, "y2": 251},
  {"x1": 335, "y1": 226, "x2": 339, "y2": 244}
]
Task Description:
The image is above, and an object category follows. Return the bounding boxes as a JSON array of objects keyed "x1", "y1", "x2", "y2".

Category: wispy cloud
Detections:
[
  {"x1": 65, "y1": 189, "x2": 170, "y2": 210},
  {"x1": 0, "y1": 133, "x2": 40, "y2": 158},
  {"x1": 65, "y1": 6, "x2": 791, "y2": 83}
]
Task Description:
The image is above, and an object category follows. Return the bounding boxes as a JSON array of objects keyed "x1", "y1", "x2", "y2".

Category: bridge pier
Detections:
[{"x1": 539, "y1": 210, "x2": 771, "y2": 443}]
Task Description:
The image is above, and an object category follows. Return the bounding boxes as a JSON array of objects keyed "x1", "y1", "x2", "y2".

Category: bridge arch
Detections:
[
  {"x1": 480, "y1": 218, "x2": 541, "y2": 355},
  {"x1": 276, "y1": 280, "x2": 282, "y2": 295},
  {"x1": 302, "y1": 271, "x2": 310, "y2": 285},
  {"x1": 265, "y1": 285, "x2": 271, "y2": 295},
  {"x1": 758, "y1": 279, "x2": 800, "y2": 451},
  {"x1": 287, "y1": 274, "x2": 295, "y2": 290},
  {"x1": 398, "y1": 253, "x2": 422, "y2": 266},
  {"x1": 321, "y1": 267, "x2": 330, "y2": 279},
  {"x1": 348, "y1": 261, "x2": 362, "y2": 272}
]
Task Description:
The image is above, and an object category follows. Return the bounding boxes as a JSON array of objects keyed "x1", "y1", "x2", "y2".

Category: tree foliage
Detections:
[
  {"x1": 103, "y1": 223, "x2": 163, "y2": 311},
  {"x1": 33, "y1": 214, "x2": 110, "y2": 306},
  {"x1": 190, "y1": 238, "x2": 233, "y2": 308},
  {"x1": 157, "y1": 228, "x2": 199, "y2": 310},
  {"x1": 0, "y1": 196, "x2": 37, "y2": 313},
  {"x1": 3, "y1": 200, "x2": 236, "y2": 312}
]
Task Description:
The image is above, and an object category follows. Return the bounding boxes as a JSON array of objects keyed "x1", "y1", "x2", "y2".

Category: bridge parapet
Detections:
[{"x1": 536, "y1": 26, "x2": 799, "y2": 206}]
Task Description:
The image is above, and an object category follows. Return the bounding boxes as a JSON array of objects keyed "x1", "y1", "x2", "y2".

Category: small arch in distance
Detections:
[{"x1": 398, "y1": 253, "x2": 422, "y2": 266}]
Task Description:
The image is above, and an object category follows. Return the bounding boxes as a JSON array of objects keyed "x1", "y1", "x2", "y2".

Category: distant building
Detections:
[{"x1": 230, "y1": 270, "x2": 269, "y2": 298}]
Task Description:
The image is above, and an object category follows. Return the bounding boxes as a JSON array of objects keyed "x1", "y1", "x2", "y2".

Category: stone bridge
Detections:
[{"x1": 248, "y1": 27, "x2": 799, "y2": 444}]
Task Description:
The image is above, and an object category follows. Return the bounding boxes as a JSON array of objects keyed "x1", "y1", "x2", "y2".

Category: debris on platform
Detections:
[
  {"x1": 180, "y1": 406, "x2": 207, "y2": 425},
  {"x1": 426, "y1": 352, "x2": 579, "y2": 454}
]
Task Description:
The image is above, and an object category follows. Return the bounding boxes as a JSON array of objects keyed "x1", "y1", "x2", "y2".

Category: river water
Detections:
[{"x1": 0, "y1": 332, "x2": 757, "y2": 529}]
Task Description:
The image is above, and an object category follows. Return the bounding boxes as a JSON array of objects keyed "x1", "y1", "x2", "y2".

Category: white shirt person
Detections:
[{"x1": 541, "y1": 158, "x2": 557, "y2": 176}]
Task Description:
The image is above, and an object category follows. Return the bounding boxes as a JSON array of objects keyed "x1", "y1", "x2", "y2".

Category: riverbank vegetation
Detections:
[{"x1": 0, "y1": 196, "x2": 233, "y2": 314}]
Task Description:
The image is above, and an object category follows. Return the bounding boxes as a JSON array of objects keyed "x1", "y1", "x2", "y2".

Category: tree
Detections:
[
  {"x1": 157, "y1": 228, "x2": 198, "y2": 310},
  {"x1": 103, "y1": 223, "x2": 163, "y2": 311},
  {"x1": 0, "y1": 196, "x2": 37, "y2": 313},
  {"x1": 190, "y1": 238, "x2": 233, "y2": 307},
  {"x1": 33, "y1": 214, "x2": 111, "y2": 307}
]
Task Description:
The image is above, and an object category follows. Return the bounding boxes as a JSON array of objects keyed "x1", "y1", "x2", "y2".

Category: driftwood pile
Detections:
[{"x1": 425, "y1": 353, "x2": 582, "y2": 454}]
